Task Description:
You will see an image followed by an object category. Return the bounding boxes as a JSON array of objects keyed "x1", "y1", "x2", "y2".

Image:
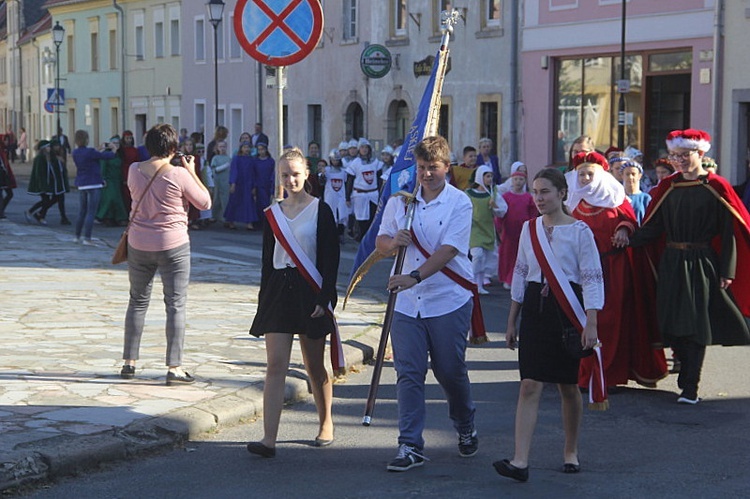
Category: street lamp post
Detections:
[
  {"x1": 207, "y1": 0, "x2": 225, "y2": 132},
  {"x1": 52, "y1": 21, "x2": 65, "y2": 138},
  {"x1": 617, "y1": 0, "x2": 626, "y2": 150}
]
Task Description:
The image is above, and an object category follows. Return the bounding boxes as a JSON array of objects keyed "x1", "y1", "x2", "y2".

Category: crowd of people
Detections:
[{"x1": 1, "y1": 122, "x2": 748, "y2": 481}]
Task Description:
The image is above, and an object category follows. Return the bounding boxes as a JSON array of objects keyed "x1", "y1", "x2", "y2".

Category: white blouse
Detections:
[
  {"x1": 273, "y1": 199, "x2": 319, "y2": 269},
  {"x1": 511, "y1": 219, "x2": 605, "y2": 311}
]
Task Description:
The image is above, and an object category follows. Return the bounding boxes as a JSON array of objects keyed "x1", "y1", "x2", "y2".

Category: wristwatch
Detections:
[{"x1": 409, "y1": 270, "x2": 422, "y2": 284}]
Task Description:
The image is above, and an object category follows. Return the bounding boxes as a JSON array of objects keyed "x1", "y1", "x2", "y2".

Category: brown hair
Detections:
[
  {"x1": 74, "y1": 129, "x2": 89, "y2": 147},
  {"x1": 414, "y1": 136, "x2": 451, "y2": 166},
  {"x1": 145, "y1": 124, "x2": 179, "y2": 158},
  {"x1": 533, "y1": 167, "x2": 570, "y2": 214},
  {"x1": 567, "y1": 135, "x2": 595, "y2": 172}
]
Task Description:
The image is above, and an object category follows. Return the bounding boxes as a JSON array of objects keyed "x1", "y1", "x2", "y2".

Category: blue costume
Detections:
[{"x1": 224, "y1": 154, "x2": 258, "y2": 225}]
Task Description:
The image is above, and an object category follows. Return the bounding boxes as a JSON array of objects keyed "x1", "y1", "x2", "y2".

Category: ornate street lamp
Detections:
[
  {"x1": 207, "y1": 0, "x2": 225, "y2": 131},
  {"x1": 52, "y1": 21, "x2": 65, "y2": 137}
]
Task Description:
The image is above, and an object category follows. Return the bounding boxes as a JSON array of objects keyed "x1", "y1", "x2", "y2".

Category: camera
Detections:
[{"x1": 170, "y1": 151, "x2": 186, "y2": 166}]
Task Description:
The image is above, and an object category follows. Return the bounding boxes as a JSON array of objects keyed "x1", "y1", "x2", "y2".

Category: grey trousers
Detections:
[{"x1": 123, "y1": 242, "x2": 191, "y2": 366}]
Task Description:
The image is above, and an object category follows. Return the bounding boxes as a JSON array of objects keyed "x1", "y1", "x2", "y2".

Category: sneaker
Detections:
[
  {"x1": 33, "y1": 212, "x2": 47, "y2": 225},
  {"x1": 81, "y1": 239, "x2": 96, "y2": 246},
  {"x1": 677, "y1": 392, "x2": 700, "y2": 405},
  {"x1": 477, "y1": 286, "x2": 490, "y2": 295},
  {"x1": 458, "y1": 429, "x2": 478, "y2": 457},
  {"x1": 386, "y1": 444, "x2": 427, "y2": 472},
  {"x1": 502, "y1": 282, "x2": 511, "y2": 290},
  {"x1": 73, "y1": 237, "x2": 81, "y2": 244}
]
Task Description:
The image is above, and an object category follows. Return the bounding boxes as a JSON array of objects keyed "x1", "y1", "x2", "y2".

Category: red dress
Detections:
[
  {"x1": 573, "y1": 199, "x2": 667, "y2": 387},
  {"x1": 497, "y1": 191, "x2": 537, "y2": 285}
]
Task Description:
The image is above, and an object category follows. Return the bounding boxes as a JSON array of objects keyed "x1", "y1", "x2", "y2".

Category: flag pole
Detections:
[{"x1": 362, "y1": 9, "x2": 459, "y2": 427}]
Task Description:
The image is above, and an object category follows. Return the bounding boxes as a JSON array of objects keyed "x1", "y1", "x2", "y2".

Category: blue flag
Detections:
[{"x1": 348, "y1": 50, "x2": 443, "y2": 282}]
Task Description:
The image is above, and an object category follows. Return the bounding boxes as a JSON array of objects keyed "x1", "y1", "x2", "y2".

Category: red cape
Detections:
[{"x1": 643, "y1": 173, "x2": 750, "y2": 316}]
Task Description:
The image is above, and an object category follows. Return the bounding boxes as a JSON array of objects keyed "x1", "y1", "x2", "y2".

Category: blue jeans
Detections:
[
  {"x1": 75, "y1": 188, "x2": 101, "y2": 239},
  {"x1": 123, "y1": 242, "x2": 191, "y2": 366},
  {"x1": 390, "y1": 299, "x2": 475, "y2": 450}
]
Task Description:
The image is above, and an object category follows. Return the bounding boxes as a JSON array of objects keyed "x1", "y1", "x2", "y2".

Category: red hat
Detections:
[
  {"x1": 665, "y1": 129, "x2": 711, "y2": 152},
  {"x1": 604, "y1": 146, "x2": 623, "y2": 157},
  {"x1": 573, "y1": 151, "x2": 609, "y2": 171}
]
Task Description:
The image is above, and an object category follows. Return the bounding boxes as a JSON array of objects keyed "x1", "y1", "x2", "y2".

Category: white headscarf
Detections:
[
  {"x1": 498, "y1": 161, "x2": 527, "y2": 194},
  {"x1": 565, "y1": 164, "x2": 626, "y2": 210},
  {"x1": 473, "y1": 165, "x2": 494, "y2": 192}
]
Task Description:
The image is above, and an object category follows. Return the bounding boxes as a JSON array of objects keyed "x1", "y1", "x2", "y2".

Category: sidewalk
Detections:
[{"x1": 0, "y1": 219, "x2": 385, "y2": 491}]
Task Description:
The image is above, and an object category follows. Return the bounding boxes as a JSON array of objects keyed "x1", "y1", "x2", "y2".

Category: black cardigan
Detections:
[{"x1": 260, "y1": 199, "x2": 340, "y2": 309}]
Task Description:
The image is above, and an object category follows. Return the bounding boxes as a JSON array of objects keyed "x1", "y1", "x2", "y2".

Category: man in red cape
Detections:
[{"x1": 627, "y1": 129, "x2": 750, "y2": 405}]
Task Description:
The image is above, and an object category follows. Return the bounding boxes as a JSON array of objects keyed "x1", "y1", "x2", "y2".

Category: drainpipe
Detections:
[
  {"x1": 711, "y1": 0, "x2": 724, "y2": 164},
  {"x1": 113, "y1": 0, "x2": 126, "y2": 132},
  {"x1": 32, "y1": 37, "x2": 39, "y2": 141},
  {"x1": 509, "y1": 0, "x2": 519, "y2": 166},
  {"x1": 18, "y1": 44, "x2": 24, "y2": 130}
]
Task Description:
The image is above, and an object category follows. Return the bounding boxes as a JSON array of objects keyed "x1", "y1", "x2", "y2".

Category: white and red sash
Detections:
[
  {"x1": 265, "y1": 202, "x2": 346, "y2": 374},
  {"x1": 528, "y1": 217, "x2": 608, "y2": 409},
  {"x1": 409, "y1": 228, "x2": 488, "y2": 344}
]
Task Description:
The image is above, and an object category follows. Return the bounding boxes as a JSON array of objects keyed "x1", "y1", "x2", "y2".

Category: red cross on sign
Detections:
[{"x1": 234, "y1": 0, "x2": 323, "y2": 66}]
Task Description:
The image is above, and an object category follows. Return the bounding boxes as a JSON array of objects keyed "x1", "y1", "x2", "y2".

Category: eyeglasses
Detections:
[{"x1": 668, "y1": 150, "x2": 698, "y2": 161}]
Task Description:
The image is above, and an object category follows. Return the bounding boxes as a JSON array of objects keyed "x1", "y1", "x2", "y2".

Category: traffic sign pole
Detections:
[{"x1": 275, "y1": 66, "x2": 285, "y2": 201}]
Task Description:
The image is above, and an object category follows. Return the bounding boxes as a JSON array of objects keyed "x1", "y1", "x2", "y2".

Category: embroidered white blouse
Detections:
[{"x1": 511, "y1": 219, "x2": 605, "y2": 310}]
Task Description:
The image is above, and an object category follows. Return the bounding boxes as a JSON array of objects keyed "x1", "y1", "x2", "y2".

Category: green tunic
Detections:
[
  {"x1": 466, "y1": 188, "x2": 495, "y2": 250},
  {"x1": 630, "y1": 176, "x2": 750, "y2": 346},
  {"x1": 96, "y1": 156, "x2": 128, "y2": 222}
]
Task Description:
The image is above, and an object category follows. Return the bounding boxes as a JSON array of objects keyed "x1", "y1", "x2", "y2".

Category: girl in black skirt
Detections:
[
  {"x1": 246, "y1": 148, "x2": 340, "y2": 458},
  {"x1": 494, "y1": 168, "x2": 604, "y2": 482}
]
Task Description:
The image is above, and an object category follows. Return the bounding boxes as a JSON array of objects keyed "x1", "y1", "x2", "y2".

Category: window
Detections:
[
  {"x1": 479, "y1": 100, "x2": 499, "y2": 158},
  {"x1": 345, "y1": 102, "x2": 364, "y2": 139},
  {"x1": 111, "y1": 105, "x2": 119, "y2": 135},
  {"x1": 392, "y1": 0, "x2": 407, "y2": 38},
  {"x1": 109, "y1": 29, "x2": 117, "y2": 70},
  {"x1": 155, "y1": 21, "x2": 164, "y2": 58},
  {"x1": 216, "y1": 19, "x2": 225, "y2": 60},
  {"x1": 483, "y1": 0, "x2": 501, "y2": 29},
  {"x1": 195, "y1": 18, "x2": 206, "y2": 61},
  {"x1": 170, "y1": 19, "x2": 180, "y2": 56},
  {"x1": 433, "y1": 0, "x2": 452, "y2": 35},
  {"x1": 229, "y1": 14, "x2": 242, "y2": 59},
  {"x1": 91, "y1": 32, "x2": 99, "y2": 71},
  {"x1": 554, "y1": 55, "x2": 644, "y2": 164},
  {"x1": 343, "y1": 0, "x2": 357, "y2": 41},
  {"x1": 135, "y1": 26, "x2": 144, "y2": 60},
  {"x1": 308, "y1": 104, "x2": 322, "y2": 145},
  {"x1": 194, "y1": 101, "x2": 206, "y2": 136},
  {"x1": 67, "y1": 34, "x2": 75, "y2": 72},
  {"x1": 438, "y1": 102, "x2": 451, "y2": 145}
]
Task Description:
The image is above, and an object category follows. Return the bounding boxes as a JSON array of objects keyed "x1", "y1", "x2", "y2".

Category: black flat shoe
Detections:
[
  {"x1": 166, "y1": 371, "x2": 195, "y2": 386},
  {"x1": 493, "y1": 459, "x2": 529, "y2": 482},
  {"x1": 562, "y1": 463, "x2": 581, "y2": 473},
  {"x1": 247, "y1": 442, "x2": 276, "y2": 458},
  {"x1": 120, "y1": 365, "x2": 135, "y2": 379},
  {"x1": 314, "y1": 437, "x2": 334, "y2": 447}
]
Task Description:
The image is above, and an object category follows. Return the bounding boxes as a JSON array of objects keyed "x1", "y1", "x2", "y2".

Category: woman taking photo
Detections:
[
  {"x1": 120, "y1": 124, "x2": 211, "y2": 385},
  {"x1": 494, "y1": 168, "x2": 603, "y2": 482},
  {"x1": 246, "y1": 147, "x2": 340, "y2": 458}
]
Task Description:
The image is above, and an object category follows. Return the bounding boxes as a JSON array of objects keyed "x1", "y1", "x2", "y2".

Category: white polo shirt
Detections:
[{"x1": 378, "y1": 181, "x2": 473, "y2": 319}]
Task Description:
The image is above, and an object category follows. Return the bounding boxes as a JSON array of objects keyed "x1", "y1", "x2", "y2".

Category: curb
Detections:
[{"x1": 0, "y1": 328, "x2": 383, "y2": 493}]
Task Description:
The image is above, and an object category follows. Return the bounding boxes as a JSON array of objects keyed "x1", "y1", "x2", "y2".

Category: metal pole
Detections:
[
  {"x1": 275, "y1": 66, "x2": 284, "y2": 201},
  {"x1": 617, "y1": 0, "x2": 626, "y2": 150},
  {"x1": 213, "y1": 23, "x2": 219, "y2": 130},
  {"x1": 56, "y1": 43, "x2": 61, "y2": 136}
]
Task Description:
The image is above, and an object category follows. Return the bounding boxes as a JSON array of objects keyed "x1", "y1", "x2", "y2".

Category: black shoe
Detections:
[
  {"x1": 166, "y1": 371, "x2": 195, "y2": 386},
  {"x1": 246, "y1": 441, "x2": 276, "y2": 458},
  {"x1": 387, "y1": 444, "x2": 426, "y2": 472},
  {"x1": 493, "y1": 459, "x2": 529, "y2": 482},
  {"x1": 60, "y1": 217, "x2": 71, "y2": 225},
  {"x1": 562, "y1": 463, "x2": 581, "y2": 473},
  {"x1": 120, "y1": 365, "x2": 135, "y2": 379},
  {"x1": 677, "y1": 392, "x2": 700, "y2": 405},
  {"x1": 458, "y1": 429, "x2": 478, "y2": 457}
]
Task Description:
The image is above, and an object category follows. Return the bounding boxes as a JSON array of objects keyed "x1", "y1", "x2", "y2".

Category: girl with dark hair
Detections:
[{"x1": 495, "y1": 167, "x2": 603, "y2": 482}]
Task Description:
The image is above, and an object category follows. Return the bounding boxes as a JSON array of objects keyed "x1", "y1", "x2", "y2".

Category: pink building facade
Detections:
[{"x1": 520, "y1": 0, "x2": 717, "y2": 172}]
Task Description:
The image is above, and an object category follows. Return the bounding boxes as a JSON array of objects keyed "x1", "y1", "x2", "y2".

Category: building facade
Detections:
[{"x1": 520, "y1": 0, "x2": 717, "y2": 172}]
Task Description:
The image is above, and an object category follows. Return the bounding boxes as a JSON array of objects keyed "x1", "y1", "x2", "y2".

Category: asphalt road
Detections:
[{"x1": 8, "y1": 177, "x2": 750, "y2": 498}]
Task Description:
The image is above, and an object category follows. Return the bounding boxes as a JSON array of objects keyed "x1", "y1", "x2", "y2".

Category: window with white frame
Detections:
[
  {"x1": 195, "y1": 101, "x2": 206, "y2": 135},
  {"x1": 393, "y1": 0, "x2": 407, "y2": 37},
  {"x1": 170, "y1": 19, "x2": 180, "y2": 56},
  {"x1": 134, "y1": 12, "x2": 144, "y2": 61},
  {"x1": 485, "y1": 0, "x2": 501, "y2": 28},
  {"x1": 343, "y1": 0, "x2": 357, "y2": 41},
  {"x1": 229, "y1": 14, "x2": 242, "y2": 59},
  {"x1": 109, "y1": 29, "x2": 117, "y2": 69},
  {"x1": 91, "y1": 32, "x2": 99, "y2": 71},
  {"x1": 155, "y1": 21, "x2": 164, "y2": 58},
  {"x1": 216, "y1": 19, "x2": 225, "y2": 60},
  {"x1": 195, "y1": 18, "x2": 206, "y2": 61},
  {"x1": 67, "y1": 34, "x2": 75, "y2": 71},
  {"x1": 434, "y1": 0, "x2": 452, "y2": 35}
]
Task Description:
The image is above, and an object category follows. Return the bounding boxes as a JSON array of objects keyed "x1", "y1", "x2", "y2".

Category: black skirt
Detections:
[
  {"x1": 249, "y1": 267, "x2": 334, "y2": 339},
  {"x1": 518, "y1": 281, "x2": 582, "y2": 384}
]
